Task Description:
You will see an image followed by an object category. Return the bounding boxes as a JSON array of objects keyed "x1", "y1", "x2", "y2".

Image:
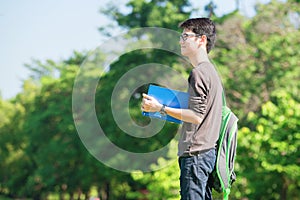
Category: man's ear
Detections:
[
  {"x1": 200, "y1": 35, "x2": 207, "y2": 45},
  {"x1": 197, "y1": 35, "x2": 207, "y2": 47}
]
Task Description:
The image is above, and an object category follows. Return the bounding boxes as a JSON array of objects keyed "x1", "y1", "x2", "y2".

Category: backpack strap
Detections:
[
  {"x1": 224, "y1": 188, "x2": 231, "y2": 200},
  {"x1": 222, "y1": 90, "x2": 227, "y2": 107}
]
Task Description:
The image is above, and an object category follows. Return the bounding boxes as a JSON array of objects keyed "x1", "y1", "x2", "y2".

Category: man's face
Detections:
[{"x1": 179, "y1": 29, "x2": 200, "y2": 57}]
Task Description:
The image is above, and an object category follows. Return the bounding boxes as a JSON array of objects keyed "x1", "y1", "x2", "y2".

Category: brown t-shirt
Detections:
[{"x1": 178, "y1": 61, "x2": 223, "y2": 157}]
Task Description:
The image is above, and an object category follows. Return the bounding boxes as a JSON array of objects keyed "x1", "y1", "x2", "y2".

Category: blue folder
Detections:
[{"x1": 142, "y1": 84, "x2": 189, "y2": 124}]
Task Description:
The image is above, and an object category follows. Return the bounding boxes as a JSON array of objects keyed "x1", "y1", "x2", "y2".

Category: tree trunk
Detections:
[
  {"x1": 70, "y1": 193, "x2": 74, "y2": 200},
  {"x1": 85, "y1": 192, "x2": 90, "y2": 200},
  {"x1": 105, "y1": 182, "x2": 110, "y2": 200},
  {"x1": 98, "y1": 182, "x2": 110, "y2": 200},
  {"x1": 280, "y1": 176, "x2": 289, "y2": 200},
  {"x1": 59, "y1": 193, "x2": 65, "y2": 200},
  {"x1": 77, "y1": 189, "x2": 82, "y2": 200}
]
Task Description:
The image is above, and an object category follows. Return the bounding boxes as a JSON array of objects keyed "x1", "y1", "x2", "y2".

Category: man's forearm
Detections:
[
  {"x1": 164, "y1": 106, "x2": 202, "y2": 125},
  {"x1": 142, "y1": 93, "x2": 202, "y2": 124}
]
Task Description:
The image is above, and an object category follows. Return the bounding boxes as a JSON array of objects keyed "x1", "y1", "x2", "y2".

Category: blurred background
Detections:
[{"x1": 0, "y1": 0, "x2": 299, "y2": 199}]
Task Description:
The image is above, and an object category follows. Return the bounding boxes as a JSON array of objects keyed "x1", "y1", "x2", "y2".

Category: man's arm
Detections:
[{"x1": 141, "y1": 93, "x2": 202, "y2": 125}]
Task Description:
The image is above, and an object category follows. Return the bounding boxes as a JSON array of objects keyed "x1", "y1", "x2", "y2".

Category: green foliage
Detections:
[
  {"x1": 0, "y1": 95, "x2": 27, "y2": 196},
  {"x1": 213, "y1": 1, "x2": 300, "y2": 199},
  {"x1": 96, "y1": 49, "x2": 182, "y2": 154},
  {"x1": 237, "y1": 90, "x2": 300, "y2": 199},
  {"x1": 127, "y1": 140, "x2": 180, "y2": 200},
  {"x1": 214, "y1": 0, "x2": 300, "y2": 119},
  {"x1": 102, "y1": 0, "x2": 192, "y2": 30}
]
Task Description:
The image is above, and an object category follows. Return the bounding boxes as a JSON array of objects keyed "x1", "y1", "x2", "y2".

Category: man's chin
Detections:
[{"x1": 180, "y1": 49, "x2": 187, "y2": 56}]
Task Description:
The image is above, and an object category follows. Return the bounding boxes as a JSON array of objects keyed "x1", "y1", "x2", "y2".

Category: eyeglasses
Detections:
[{"x1": 180, "y1": 33, "x2": 201, "y2": 41}]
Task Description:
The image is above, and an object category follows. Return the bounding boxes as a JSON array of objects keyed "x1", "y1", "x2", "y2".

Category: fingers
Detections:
[
  {"x1": 142, "y1": 93, "x2": 152, "y2": 100},
  {"x1": 141, "y1": 93, "x2": 147, "y2": 111},
  {"x1": 141, "y1": 93, "x2": 161, "y2": 112},
  {"x1": 141, "y1": 93, "x2": 153, "y2": 112},
  {"x1": 141, "y1": 104, "x2": 150, "y2": 112}
]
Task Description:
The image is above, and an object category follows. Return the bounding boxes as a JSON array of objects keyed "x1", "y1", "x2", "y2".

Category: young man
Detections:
[{"x1": 141, "y1": 18, "x2": 223, "y2": 199}]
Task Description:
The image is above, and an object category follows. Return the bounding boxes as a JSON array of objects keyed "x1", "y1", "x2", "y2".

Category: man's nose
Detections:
[{"x1": 179, "y1": 38, "x2": 184, "y2": 44}]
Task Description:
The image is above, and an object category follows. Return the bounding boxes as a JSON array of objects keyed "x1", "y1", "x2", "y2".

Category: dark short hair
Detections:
[{"x1": 179, "y1": 18, "x2": 216, "y2": 53}]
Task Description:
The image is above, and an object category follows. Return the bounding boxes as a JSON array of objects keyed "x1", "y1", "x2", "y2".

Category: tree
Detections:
[
  {"x1": 213, "y1": 0, "x2": 300, "y2": 119},
  {"x1": 212, "y1": 1, "x2": 300, "y2": 199},
  {"x1": 0, "y1": 86, "x2": 34, "y2": 197},
  {"x1": 101, "y1": 0, "x2": 192, "y2": 30},
  {"x1": 121, "y1": 139, "x2": 179, "y2": 200},
  {"x1": 238, "y1": 90, "x2": 300, "y2": 199}
]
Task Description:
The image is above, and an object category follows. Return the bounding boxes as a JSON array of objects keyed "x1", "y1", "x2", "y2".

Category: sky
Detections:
[{"x1": 0, "y1": 0, "x2": 272, "y2": 100}]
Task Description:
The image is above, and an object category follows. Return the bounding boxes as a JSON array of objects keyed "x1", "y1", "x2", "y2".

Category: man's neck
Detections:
[{"x1": 189, "y1": 50, "x2": 210, "y2": 67}]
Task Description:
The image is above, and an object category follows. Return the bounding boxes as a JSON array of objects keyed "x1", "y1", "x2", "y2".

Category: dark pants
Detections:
[{"x1": 179, "y1": 148, "x2": 216, "y2": 200}]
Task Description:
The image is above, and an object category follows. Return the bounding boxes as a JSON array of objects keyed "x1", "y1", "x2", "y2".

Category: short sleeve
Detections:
[{"x1": 188, "y1": 67, "x2": 210, "y2": 116}]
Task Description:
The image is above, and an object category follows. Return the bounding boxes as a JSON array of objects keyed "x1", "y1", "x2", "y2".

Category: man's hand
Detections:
[{"x1": 141, "y1": 93, "x2": 162, "y2": 112}]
